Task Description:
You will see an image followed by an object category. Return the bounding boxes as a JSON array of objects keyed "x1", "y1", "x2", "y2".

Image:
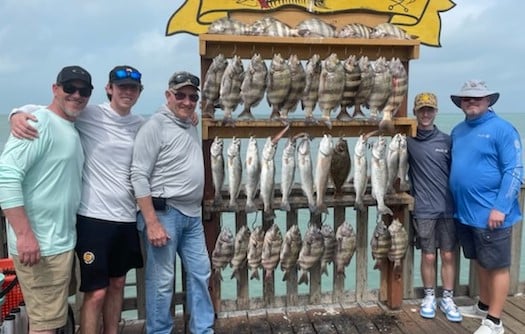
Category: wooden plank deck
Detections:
[{"x1": 114, "y1": 295, "x2": 525, "y2": 334}]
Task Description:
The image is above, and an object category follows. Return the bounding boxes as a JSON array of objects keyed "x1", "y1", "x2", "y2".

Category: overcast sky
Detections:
[{"x1": 0, "y1": 0, "x2": 521, "y2": 116}]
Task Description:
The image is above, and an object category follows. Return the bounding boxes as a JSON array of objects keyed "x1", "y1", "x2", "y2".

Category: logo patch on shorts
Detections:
[{"x1": 82, "y1": 251, "x2": 95, "y2": 265}]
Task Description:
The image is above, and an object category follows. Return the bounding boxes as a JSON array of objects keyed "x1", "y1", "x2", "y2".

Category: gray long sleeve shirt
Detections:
[
  {"x1": 406, "y1": 126, "x2": 455, "y2": 219},
  {"x1": 131, "y1": 105, "x2": 204, "y2": 217}
]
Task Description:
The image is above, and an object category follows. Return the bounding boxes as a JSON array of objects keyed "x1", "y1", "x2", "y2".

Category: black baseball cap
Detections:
[
  {"x1": 56, "y1": 65, "x2": 93, "y2": 88},
  {"x1": 109, "y1": 65, "x2": 142, "y2": 85}
]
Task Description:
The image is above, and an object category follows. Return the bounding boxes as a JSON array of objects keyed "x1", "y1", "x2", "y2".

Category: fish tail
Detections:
[
  {"x1": 250, "y1": 269, "x2": 260, "y2": 281},
  {"x1": 308, "y1": 202, "x2": 317, "y2": 213},
  {"x1": 336, "y1": 267, "x2": 346, "y2": 278},
  {"x1": 280, "y1": 200, "x2": 291, "y2": 212},
  {"x1": 282, "y1": 271, "x2": 289, "y2": 282},
  {"x1": 245, "y1": 200, "x2": 257, "y2": 213},
  {"x1": 263, "y1": 209, "x2": 276, "y2": 221},
  {"x1": 230, "y1": 269, "x2": 239, "y2": 280},
  {"x1": 321, "y1": 263, "x2": 328, "y2": 276},
  {"x1": 298, "y1": 271, "x2": 309, "y2": 285}
]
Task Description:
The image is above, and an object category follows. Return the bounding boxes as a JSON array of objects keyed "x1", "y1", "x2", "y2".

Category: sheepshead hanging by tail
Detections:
[
  {"x1": 301, "y1": 54, "x2": 322, "y2": 123},
  {"x1": 267, "y1": 53, "x2": 291, "y2": 120},
  {"x1": 227, "y1": 137, "x2": 242, "y2": 210},
  {"x1": 261, "y1": 223, "x2": 283, "y2": 281},
  {"x1": 320, "y1": 223, "x2": 336, "y2": 276},
  {"x1": 370, "y1": 216, "x2": 392, "y2": 270},
  {"x1": 388, "y1": 218, "x2": 409, "y2": 270},
  {"x1": 370, "y1": 136, "x2": 393, "y2": 216},
  {"x1": 367, "y1": 57, "x2": 392, "y2": 120},
  {"x1": 318, "y1": 53, "x2": 345, "y2": 129},
  {"x1": 211, "y1": 227, "x2": 234, "y2": 281},
  {"x1": 247, "y1": 225, "x2": 265, "y2": 280},
  {"x1": 244, "y1": 136, "x2": 260, "y2": 213},
  {"x1": 280, "y1": 54, "x2": 306, "y2": 121},
  {"x1": 380, "y1": 58, "x2": 408, "y2": 132},
  {"x1": 202, "y1": 54, "x2": 227, "y2": 118},
  {"x1": 239, "y1": 53, "x2": 267, "y2": 120},
  {"x1": 337, "y1": 55, "x2": 361, "y2": 121},
  {"x1": 353, "y1": 56, "x2": 374, "y2": 118},
  {"x1": 219, "y1": 55, "x2": 244, "y2": 125},
  {"x1": 334, "y1": 221, "x2": 357, "y2": 277},
  {"x1": 315, "y1": 134, "x2": 334, "y2": 214},
  {"x1": 297, "y1": 224, "x2": 325, "y2": 285},
  {"x1": 297, "y1": 135, "x2": 316, "y2": 213},
  {"x1": 280, "y1": 224, "x2": 302, "y2": 281},
  {"x1": 230, "y1": 225, "x2": 251, "y2": 280},
  {"x1": 210, "y1": 137, "x2": 224, "y2": 205}
]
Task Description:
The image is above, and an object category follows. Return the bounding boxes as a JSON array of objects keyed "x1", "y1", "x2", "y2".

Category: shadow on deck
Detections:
[{"x1": 115, "y1": 295, "x2": 525, "y2": 334}]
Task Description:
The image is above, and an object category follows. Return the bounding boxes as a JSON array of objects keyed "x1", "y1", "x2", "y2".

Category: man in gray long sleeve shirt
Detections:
[{"x1": 131, "y1": 71, "x2": 214, "y2": 334}]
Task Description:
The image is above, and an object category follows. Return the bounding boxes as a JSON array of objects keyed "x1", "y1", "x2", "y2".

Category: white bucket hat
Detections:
[{"x1": 450, "y1": 80, "x2": 499, "y2": 108}]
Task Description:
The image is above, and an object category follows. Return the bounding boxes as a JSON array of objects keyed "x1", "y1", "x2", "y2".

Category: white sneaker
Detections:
[
  {"x1": 474, "y1": 318, "x2": 504, "y2": 334},
  {"x1": 439, "y1": 297, "x2": 462, "y2": 322},
  {"x1": 459, "y1": 303, "x2": 488, "y2": 319},
  {"x1": 419, "y1": 295, "x2": 436, "y2": 319}
]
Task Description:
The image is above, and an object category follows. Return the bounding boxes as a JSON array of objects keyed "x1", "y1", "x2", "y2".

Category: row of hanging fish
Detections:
[
  {"x1": 370, "y1": 217, "x2": 409, "y2": 270},
  {"x1": 211, "y1": 221, "x2": 357, "y2": 284},
  {"x1": 210, "y1": 132, "x2": 409, "y2": 218},
  {"x1": 207, "y1": 17, "x2": 416, "y2": 40},
  {"x1": 201, "y1": 52, "x2": 408, "y2": 130}
]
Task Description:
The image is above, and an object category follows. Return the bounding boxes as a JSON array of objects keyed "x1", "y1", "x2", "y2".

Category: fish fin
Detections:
[
  {"x1": 263, "y1": 209, "x2": 276, "y2": 221},
  {"x1": 308, "y1": 203, "x2": 317, "y2": 213},
  {"x1": 321, "y1": 263, "x2": 328, "y2": 276},
  {"x1": 250, "y1": 269, "x2": 260, "y2": 281},
  {"x1": 336, "y1": 267, "x2": 346, "y2": 278},
  {"x1": 238, "y1": 108, "x2": 255, "y2": 120},
  {"x1": 245, "y1": 201, "x2": 257, "y2": 213},
  {"x1": 282, "y1": 272, "x2": 289, "y2": 282},
  {"x1": 230, "y1": 269, "x2": 239, "y2": 280},
  {"x1": 280, "y1": 201, "x2": 291, "y2": 212},
  {"x1": 298, "y1": 271, "x2": 309, "y2": 285}
]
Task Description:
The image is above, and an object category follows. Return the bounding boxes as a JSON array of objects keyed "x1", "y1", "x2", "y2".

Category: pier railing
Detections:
[{"x1": 1, "y1": 184, "x2": 524, "y2": 321}]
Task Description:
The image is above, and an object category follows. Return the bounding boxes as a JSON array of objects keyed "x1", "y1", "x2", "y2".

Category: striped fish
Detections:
[
  {"x1": 261, "y1": 223, "x2": 283, "y2": 281},
  {"x1": 248, "y1": 16, "x2": 282, "y2": 36},
  {"x1": 318, "y1": 53, "x2": 345, "y2": 129},
  {"x1": 208, "y1": 17, "x2": 248, "y2": 35},
  {"x1": 211, "y1": 227, "x2": 235, "y2": 281},
  {"x1": 219, "y1": 55, "x2": 244, "y2": 125},
  {"x1": 298, "y1": 225, "x2": 325, "y2": 285},
  {"x1": 367, "y1": 57, "x2": 392, "y2": 120},
  {"x1": 353, "y1": 56, "x2": 374, "y2": 118},
  {"x1": 280, "y1": 224, "x2": 302, "y2": 282},
  {"x1": 239, "y1": 53, "x2": 267, "y2": 120},
  {"x1": 320, "y1": 223, "x2": 336, "y2": 276},
  {"x1": 295, "y1": 18, "x2": 336, "y2": 37},
  {"x1": 380, "y1": 58, "x2": 408, "y2": 132},
  {"x1": 262, "y1": 19, "x2": 296, "y2": 37},
  {"x1": 371, "y1": 22, "x2": 415, "y2": 40},
  {"x1": 301, "y1": 54, "x2": 322, "y2": 123},
  {"x1": 202, "y1": 54, "x2": 227, "y2": 118},
  {"x1": 337, "y1": 23, "x2": 373, "y2": 38},
  {"x1": 335, "y1": 221, "x2": 357, "y2": 277},
  {"x1": 247, "y1": 225, "x2": 265, "y2": 280},
  {"x1": 280, "y1": 54, "x2": 306, "y2": 120},
  {"x1": 388, "y1": 218, "x2": 409, "y2": 270},
  {"x1": 266, "y1": 53, "x2": 291, "y2": 120},
  {"x1": 370, "y1": 217, "x2": 392, "y2": 270},
  {"x1": 337, "y1": 54, "x2": 361, "y2": 121},
  {"x1": 230, "y1": 225, "x2": 251, "y2": 280}
]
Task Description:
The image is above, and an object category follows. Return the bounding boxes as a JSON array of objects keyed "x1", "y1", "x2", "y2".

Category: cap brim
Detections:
[
  {"x1": 451, "y1": 93, "x2": 499, "y2": 108},
  {"x1": 111, "y1": 78, "x2": 141, "y2": 86},
  {"x1": 171, "y1": 83, "x2": 200, "y2": 91}
]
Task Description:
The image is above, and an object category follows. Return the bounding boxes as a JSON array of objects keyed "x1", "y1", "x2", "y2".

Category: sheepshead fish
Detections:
[
  {"x1": 371, "y1": 136, "x2": 393, "y2": 216},
  {"x1": 330, "y1": 137, "x2": 351, "y2": 197},
  {"x1": 386, "y1": 133, "x2": 402, "y2": 194},
  {"x1": 208, "y1": 17, "x2": 248, "y2": 35},
  {"x1": 318, "y1": 53, "x2": 345, "y2": 128},
  {"x1": 337, "y1": 55, "x2": 361, "y2": 121},
  {"x1": 353, "y1": 56, "x2": 374, "y2": 118},
  {"x1": 315, "y1": 134, "x2": 334, "y2": 214},
  {"x1": 353, "y1": 134, "x2": 369, "y2": 212},
  {"x1": 337, "y1": 23, "x2": 373, "y2": 38},
  {"x1": 397, "y1": 134, "x2": 410, "y2": 191},
  {"x1": 388, "y1": 218, "x2": 409, "y2": 270},
  {"x1": 244, "y1": 136, "x2": 260, "y2": 213},
  {"x1": 320, "y1": 224, "x2": 336, "y2": 276},
  {"x1": 211, "y1": 227, "x2": 235, "y2": 281},
  {"x1": 220, "y1": 55, "x2": 244, "y2": 125},
  {"x1": 227, "y1": 137, "x2": 242, "y2": 209},
  {"x1": 202, "y1": 54, "x2": 228, "y2": 118},
  {"x1": 280, "y1": 137, "x2": 296, "y2": 211},
  {"x1": 248, "y1": 16, "x2": 282, "y2": 35},
  {"x1": 239, "y1": 53, "x2": 267, "y2": 120},
  {"x1": 262, "y1": 19, "x2": 296, "y2": 37},
  {"x1": 301, "y1": 54, "x2": 322, "y2": 123},
  {"x1": 334, "y1": 221, "x2": 357, "y2": 277},
  {"x1": 297, "y1": 135, "x2": 316, "y2": 213},
  {"x1": 370, "y1": 217, "x2": 392, "y2": 270},
  {"x1": 280, "y1": 224, "x2": 302, "y2": 281},
  {"x1": 230, "y1": 225, "x2": 251, "y2": 280},
  {"x1": 297, "y1": 225, "x2": 325, "y2": 285},
  {"x1": 367, "y1": 57, "x2": 392, "y2": 120},
  {"x1": 261, "y1": 223, "x2": 283, "y2": 281},
  {"x1": 210, "y1": 137, "x2": 224, "y2": 205},
  {"x1": 381, "y1": 58, "x2": 408, "y2": 132},
  {"x1": 280, "y1": 54, "x2": 306, "y2": 121},
  {"x1": 267, "y1": 53, "x2": 291, "y2": 120},
  {"x1": 295, "y1": 18, "x2": 336, "y2": 37},
  {"x1": 260, "y1": 137, "x2": 278, "y2": 219},
  {"x1": 371, "y1": 22, "x2": 415, "y2": 40},
  {"x1": 247, "y1": 225, "x2": 265, "y2": 280}
]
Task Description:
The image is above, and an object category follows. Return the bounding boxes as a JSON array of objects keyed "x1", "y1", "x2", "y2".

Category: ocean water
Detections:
[{"x1": 1, "y1": 112, "x2": 524, "y2": 319}]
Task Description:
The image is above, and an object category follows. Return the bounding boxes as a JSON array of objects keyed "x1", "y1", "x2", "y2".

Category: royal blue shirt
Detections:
[{"x1": 449, "y1": 110, "x2": 523, "y2": 228}]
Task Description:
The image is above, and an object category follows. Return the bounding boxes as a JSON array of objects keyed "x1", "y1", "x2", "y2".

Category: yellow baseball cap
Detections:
[{"x1": 414, "y1": 92, "x2": 437, "y2": 111}]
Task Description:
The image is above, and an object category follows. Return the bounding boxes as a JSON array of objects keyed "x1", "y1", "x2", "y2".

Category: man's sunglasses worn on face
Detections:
[
  {"x1": 461, "y1": 97, "x2": 484, "y2": 102},
  {"x1": 61, "y1": 83, "x2": 92, "y2": 97},
  {"x1": 172, "y1": 91, "x2": 199, "y2": 102}
]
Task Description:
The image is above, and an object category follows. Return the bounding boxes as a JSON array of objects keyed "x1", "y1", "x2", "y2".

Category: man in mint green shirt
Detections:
[{"x1": 0, "y1": 65, "x2": 92, "y2": 333}]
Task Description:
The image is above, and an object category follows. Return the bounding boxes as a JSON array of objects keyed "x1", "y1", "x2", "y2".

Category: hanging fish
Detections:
[
  {"x1": 210, "y1": 137, "x2": 224, "y2": 206},
  {"x1": 297, "y1": 135, "x2": 316, "y2": 213},
  {"x1": 280, "y1": 137, "x2": 296, "y2": 212},
  {"x1": 353, "y1": 56, "x2": 374, "y2": 118},
  {"x1": 280, "y1": 224, "x2": 302, "y2": 281},
  {"x1": 397, "y1": 133, "x2": 410, "y2": 191},
  {"x1": 244, "y1": 136, "x2": 260, "y2": 213},
  {"x1": 334, "y1": 221, "x2": 357, "y2": 277},
  {"x1": 367, "y1": 57, "x2": 392, "y2": 120},
  {"x1": 380, "y1": 58, "x2": 408, "y2": 132},
  {"x1": 261, "y1": 224, "x2": 283, "y2": 281},
  {"x1": 318, "y1": 53, "x2": 345, "y2": 129},
  {"x1": 370, "y1": 217, "x2": 392, "y2": 270},
  {"x1": 314, "y1": 134, "x2": 334, "y2": 214},
  {"x1": 219, "y1": 55, "x2": 244, "y2": 125},
  {"x1": 227, "y1": 137, "x2": 242, "y2": 210},
  {"x1": 353, "y1": 134, "x2": 369, "y2": 212},
  {"x1": 247, "y1": 225, "x2": 265, "y2": 280},
  {"x1": 239, "y1": 53, "x2": 267, "y2": 120},
  {"x1": 230, "y1": 225, "x2": 251, "y2": 280},
  {"x1": 301, "y1": 54, "x2": 322, "y2": 124},
  {"x1": 388, "y1": 218, "x2": 409, "y2": 270},
  {"x1": 337, "y1": 55, "x2": 361, "y2": 121},
  {"x1": 370, "y1": 136, "x2": 393, "y2": 216},
  {"x1": 202, "y1": 54, "x2": 228, "y2": 118},
  {"x1": 266, "y1": 53, "x2": 291, "y2": 120},
  {"x1": 386, "y1": 134, "x2": 402, "y2": 194},
  {"x1": 211, "y1": 227, "x2": 235, "y2": 281},
  {"x1": 279, "y1": 54, "x2": 306, "y2": 121},
  {"x1": 320, "y1": 223, "x2": 337, "y2": 276},
  {"x1": 297, "y1": 224, "x2": 325, "y2": 285},
  {"x1": 330, "y1": 137, "x2": 351, "y2": 197}
]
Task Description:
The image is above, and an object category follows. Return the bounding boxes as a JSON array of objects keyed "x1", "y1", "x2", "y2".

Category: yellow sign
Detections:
[{"x1": 166, "y1": 0, "x2": 455, "y2": 46}]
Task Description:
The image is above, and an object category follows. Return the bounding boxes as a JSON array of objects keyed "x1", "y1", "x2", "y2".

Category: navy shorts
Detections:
[
  {"x1": 413, "y1": 218, "x2": 458, "y2": 253},
  {"x1": 75, "y1": 215, "x2": 144, "y2": 292},
  {"x1": 456, "y1": 223, "x2": 512, "y2": 270}
]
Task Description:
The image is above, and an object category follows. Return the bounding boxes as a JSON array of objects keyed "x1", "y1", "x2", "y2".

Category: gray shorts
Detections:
[
  {"x1": 412, "y1": 218, "x2": 458, "y2": 253},
  {"x1": 456, "y1": 223, "x2": 512, "y2": 270}
]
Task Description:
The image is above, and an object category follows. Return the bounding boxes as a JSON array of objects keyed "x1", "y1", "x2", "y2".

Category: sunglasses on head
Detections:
[
  {"x1": 61, "y1": 83, "x2": 92, "y2": 97},
  {"x1": 170, "y1": 73, "x2": 200, "y2": 87},
  {"x1": 114, "y1": 69, "x2": 142, "y2": 80},
  {"x1": 171, "y1": 91, "x2": 199, "y2": 102},
  {"x1": 461, "y1": 96, "x2": 484, "y2": 102}
]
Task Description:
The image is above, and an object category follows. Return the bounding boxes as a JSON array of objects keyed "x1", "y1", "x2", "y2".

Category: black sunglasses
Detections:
[
  {"x1": 172, "y1": 91, "x2": 199, "y2": 102},
  {"x1": 114, "y1": 69, "x2": 141, "y2": 81},
  {"x1": 61, "y1": 83, "x2": 92, "y2": 97},
  {"x1": 170, "y1": 73, "x2": 200, "y2": 87},
  {"x1": 461, "y1": 97, "x2": 484, "y2": 102}
]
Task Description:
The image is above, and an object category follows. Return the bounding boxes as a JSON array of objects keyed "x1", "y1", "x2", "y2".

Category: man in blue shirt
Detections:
[{"x1": 449, "y1": 80, "x2": 523, "y2": 334}]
